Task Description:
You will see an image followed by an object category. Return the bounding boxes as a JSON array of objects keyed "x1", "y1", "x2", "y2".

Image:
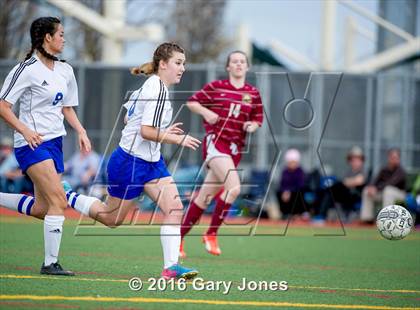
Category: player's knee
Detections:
[
  {"x1": 104, "y1": 220, "x2": 120, "y2": 228},
  {"x1": 102, "y1": 214, "x2": 123, "y2": 228},
  {"x1": 56, "y1": 195, "x2": 68, "y2": 210},
  {"x1": 48, "y1": 189, "x2": 68, "y2": 210},
  {"x1": 195, "y1": 194, "x2": 211, "y2": 207},
  {"x1": 227, "y1": 185, "x2": 241, "y2": 200},
  {"x1": 172, "y1": 204, "x2": 184, "y2": 216},
  {"x1": 114, "y1": 216, "x2": 126, "y2": 227},
  {"x1": 164, "y1": 202, "x2": 183, "y2": 219}
]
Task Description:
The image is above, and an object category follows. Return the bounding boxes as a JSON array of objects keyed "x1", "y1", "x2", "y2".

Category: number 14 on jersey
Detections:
[{"x1": 228, "y1": 103, "x2": 241, "y2": 118}]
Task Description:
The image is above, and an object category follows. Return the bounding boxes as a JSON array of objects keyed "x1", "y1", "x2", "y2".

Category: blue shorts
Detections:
[
  {"x1": 107, "y1": 147, "x2": 171, "y2": 200},
  {"x1": 14, "y1": 136, "x2": 64, "y2": 174}
]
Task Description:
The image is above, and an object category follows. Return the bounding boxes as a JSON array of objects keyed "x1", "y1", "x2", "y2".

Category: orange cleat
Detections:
[
  {"x1": 202, "y1": 234, "x2": 222, "y2": 256},
  {"x1": 179, "y1": 239, "x2": 187, "y2": 259}
]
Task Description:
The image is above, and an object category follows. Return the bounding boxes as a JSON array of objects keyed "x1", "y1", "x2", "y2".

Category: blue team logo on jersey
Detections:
[
  {"x1": 127, "y1": 88, "x2": 142, "y2": 118},
  {"x1": 52, "y1": 92, "x2": 64, "y2": 106},
  {"x1": 128, "y1": 103, "x2": 135, "y2": 117}
]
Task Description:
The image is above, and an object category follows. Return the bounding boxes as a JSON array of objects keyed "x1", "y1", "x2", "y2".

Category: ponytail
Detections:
[
  {"x1": 38, "y1": 45, "x2": 59, "y2": 62},
  {"x1": 131, "y1": 42, "x2": 185, "y2": 77},
  {"x1": 24, "y1": 46, "x2": 35, "y2": 61},
  {"x1": 131, "y1": 62, "x2": 155, "y2": 76}
]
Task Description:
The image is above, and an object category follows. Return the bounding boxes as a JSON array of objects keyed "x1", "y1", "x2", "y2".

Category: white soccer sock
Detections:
[
  {"x1": 0, "y1": 192, "x2": 35, "y2": 215},
  {"x1": 160, "y1": 225, "x2": 181, "y2": 269},
  {"x1": 66, "y1": 191, "x2": 98, "y2": 216},
  {"x1": 44, "y1": 215, "x2": 64, "y2": 266}
]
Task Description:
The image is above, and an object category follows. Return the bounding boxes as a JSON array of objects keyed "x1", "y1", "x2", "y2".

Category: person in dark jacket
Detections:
[
  {"x1": 314, "y1": 146, "x2": 366, "y2": 223},
  {"x1": 360, "y1": 148, "x2": 406, "y2": 223}
]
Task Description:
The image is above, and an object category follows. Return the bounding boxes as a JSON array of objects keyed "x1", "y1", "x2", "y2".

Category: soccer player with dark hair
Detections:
[{"x1": 0, "y1": 17, "x2": 91, "y2": 275}]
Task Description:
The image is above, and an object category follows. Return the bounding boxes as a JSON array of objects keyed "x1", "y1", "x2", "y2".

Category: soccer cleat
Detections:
[
  {"x1": 179, "y1": 239, "x2": 187, "y2": 259},
  {"x1": 61, "y1": 180, "x2": 72, "y2": 193},
  {"x1": 202, "y1": 234, "x2": 221, "y2": 256},
  {"x1": 161, "y1": 264, "x2": 198, "y2": 280},
  {"x1": 40, "y1": 261, "x2": 75, "y2": 276}
]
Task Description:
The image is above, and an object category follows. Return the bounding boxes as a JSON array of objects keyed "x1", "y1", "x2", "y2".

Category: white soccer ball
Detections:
[{"x1": 376, "y1": 205, "x2": 413, "y2": 240}]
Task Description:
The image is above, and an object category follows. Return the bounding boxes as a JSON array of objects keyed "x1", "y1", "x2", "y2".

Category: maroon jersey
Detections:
[{"x1": 189, "y1": 79, "x2": 263, "y2": 163}]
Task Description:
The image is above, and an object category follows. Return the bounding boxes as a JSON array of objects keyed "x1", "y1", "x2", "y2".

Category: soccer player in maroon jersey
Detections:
[{"x1": 180, "y1": 51, "x2": 263, "y2": 257}]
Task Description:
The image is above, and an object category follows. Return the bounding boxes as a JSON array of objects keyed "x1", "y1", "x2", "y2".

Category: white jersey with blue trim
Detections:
[
  {"x1": 119, "y1": 75, "x2": 172, "y2": 162},
  {"x1": 0, "y1": 54, "x2": 79, "y2": 148}
]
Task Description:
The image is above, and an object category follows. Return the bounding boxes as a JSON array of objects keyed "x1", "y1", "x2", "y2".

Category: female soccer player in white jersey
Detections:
[
  {"x1": 180, "y1": 51, "x2": 263, "y2": 257},
  {"x1": 62, "y1": 42, "x2": 201, "y2": 279},
  {"x1": 0, "y1": 17, "x2": 91, "y2": 275}
]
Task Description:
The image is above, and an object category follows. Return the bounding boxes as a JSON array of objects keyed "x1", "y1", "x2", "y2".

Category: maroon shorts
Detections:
[{"x1": 202, "y1": 134, "x2": 241, "y2": 167}]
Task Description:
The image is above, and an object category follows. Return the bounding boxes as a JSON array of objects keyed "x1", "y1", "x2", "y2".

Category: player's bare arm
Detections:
[
  {"x1": 62, "y1": 106, "x2": 91, "y2": 154},
  {"x1": 0, "y1": 99, "x2": 43, "y2": 150},
  {"x1": 140, "y1": 124, "x2": 201, "y2": 150},
  {"x1": 186, "y1": 100, "x2": 219, "y2": 124}
]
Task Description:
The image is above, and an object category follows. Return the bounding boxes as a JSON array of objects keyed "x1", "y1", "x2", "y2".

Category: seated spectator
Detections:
[
  {"x1": 0, "y1": 137, "x2": 31, "y2": 193},
  {"x1": 0, "y1": 137, "x2": 13, "y2": 165},
  {"x1": 276, "y1": 149, "x2": 306, "y2": 219},
  {"x1": 314, "y1": 146, "x2": 366, "y2": 223},
  {"x1": 63, "y1": 149, "x2": 100, "y2": 193},
  {"x1": 360, "y1": 148, "x2": 406, "y2": 224}
]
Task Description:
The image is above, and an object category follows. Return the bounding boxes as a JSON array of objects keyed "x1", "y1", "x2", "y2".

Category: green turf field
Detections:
[{"x1": 0, "y1": 215, "x2": 419, "y2": 309}]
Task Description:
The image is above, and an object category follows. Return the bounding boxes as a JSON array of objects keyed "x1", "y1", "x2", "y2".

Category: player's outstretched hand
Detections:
[
  {"x1": 166, "y1": 122, "x2": 184, "y2": 135},
  {"x1": 78, "y1": 131, "x2": 92, "y2": 155},
  {"x1": 179, "y1": 135, "x2": 201, "y2": 150},
  {"x1": 22, "y1": 127, "x2": 43, "y2": 150},
  {"x1": 243, "y1": 121, "x2": 259, "y2": 133}
]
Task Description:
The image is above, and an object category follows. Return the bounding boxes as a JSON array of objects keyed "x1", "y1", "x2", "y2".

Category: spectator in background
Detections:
[
  {"x1": 0, "y1": 137, "x2": 14, "y2": 165},
  {"x1": 360, "y1": 148, "x2": 406, "y2": 224},
  {"x1": 0, "y1": 137, "x2": 31, "y2": 193},
  {"x1": 63, "y1": 149, "x2": 100, "y2": 193},
  {"x1": 277, "y1": 149, "x2": 306, "y2": 220},
  {"x1": 314, "y1": 146, "x2": 366, "y2": 223}
]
